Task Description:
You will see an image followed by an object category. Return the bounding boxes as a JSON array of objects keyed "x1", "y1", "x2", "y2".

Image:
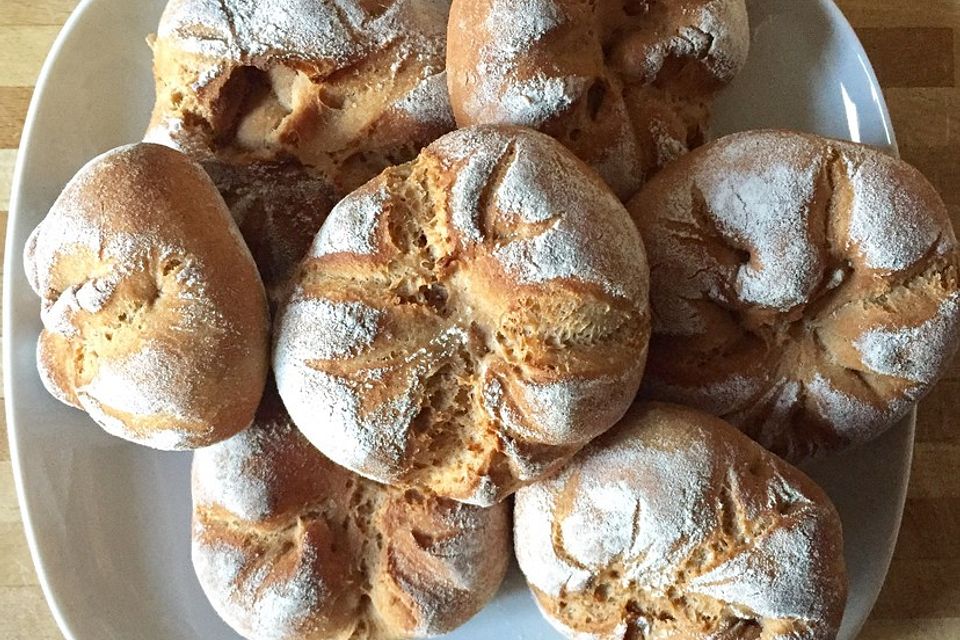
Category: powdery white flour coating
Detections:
[
  {"x1": 155, "y1": 0, "x2": 451, "y2": 72},
  {"x1": 489, "y1": 0, "x2": 566, "y2": 58},
  {"x1": 481, "y1": 368, "x2": 644, "y2": 449},
  {"x1": 515, "y1": 430, "x2": 715, "y2": 598},
  {"x1": 193, "y1": 541, "x2": 325, "y2": 640},
  {"x1": 442, "y1": 131, "x2": 509, "y2": 243},
  {"x1": 431, "y1": 127, "x2": 647, "y2": 300},
  {"x1": 391, "y1": 70, "x2": 456, "y2": 130},
  {"x1": 276, "y1": 293, "x2": 469, "y2": 483},
  {"x1": 77, "y1": 341, "x2": 204, "y2": 447},
  {"x1": 191, "y1": 394, "x2": 510, "y2": 640},
  {"x1": 193, "y1": 414, "x2": 331, "y2": 640},
  {"x1": 493, "y1": 74, "x2": 587, "y2": 128},
  {"x1": 630, "y1": 130, "x2": 960, "y2": 461},
  {"x1": 27, "y1": 148, "x2": 145, "y2": 300},
  {"x1": 458, "y1": 0, "x2": 575, "y2": 127},
  {"x1": 685, "y1": 519, "x2": 827, "y2": 622},
  {"x1": 642, "y1": 374, "x2": 766, "y2": 421},
  {"x1": 696, "y1": 139, "x2": 824, "y2": 309},
  {"x1": 855, "y1": 291, "x2": 960, "y2": 383},
  {"x1": 274, "y1": 125, "x2": 651, "y2": 505},
  {"x1": 848, "y1": 150, "x2": 947, "y2": 271},
  {"x1": 447, "y1": 0, "x2": 751, "y2": 199},
  {"x1": 277, "y1": 297, "x2": 384, "y2": 361},
  {"x1": 804, "y1": 374, "x2": 911, "y2": 445},
  {"x1": 514, "y1": 403, "x2": 847, "y2": 640},
  {"x1": 157, "y1": 0, "x2": 363, "y2": 61}
]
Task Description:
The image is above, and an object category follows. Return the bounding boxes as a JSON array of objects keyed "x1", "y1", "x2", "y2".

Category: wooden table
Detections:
[{"x1": 0, "y1": 1, "x2": 957, "y2": 638}]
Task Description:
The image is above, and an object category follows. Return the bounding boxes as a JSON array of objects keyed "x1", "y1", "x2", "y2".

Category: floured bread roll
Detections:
[
  {"x1": 23, "y1": 143, "x2": 269, "y2": 449},
  {"x1": 447, "y1": 0, "x2": 749, "y2": 200},
  {"x1": 628, "y1": 130, "x2": 960, "y2": 460},
  {"x1": 515, "y1": 402, "x2": 847, "y2": 640},
  {"x1": 146, "y1": 0, "x2": 456, "y2": 299},
  {"x1": 274, "y1": 125, "x2": 650, "y2": 505},
  {"x1": 192, "y1": 385, "x2": 510, "y2": 640}
]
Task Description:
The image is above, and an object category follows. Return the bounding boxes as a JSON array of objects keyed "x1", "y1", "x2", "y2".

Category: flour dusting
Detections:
[{"x1": 855, "y1": 292, "x2": 960, "y2": 383}]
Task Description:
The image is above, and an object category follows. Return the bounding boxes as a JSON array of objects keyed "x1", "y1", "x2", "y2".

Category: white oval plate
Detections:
[{"x1": 4, "y1": 0, "x2": 912, "y2": 638}]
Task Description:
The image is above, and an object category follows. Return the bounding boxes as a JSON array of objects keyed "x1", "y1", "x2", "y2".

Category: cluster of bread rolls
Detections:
[{"x1": 23, "y1": 1, "x2": 960, "y2": 639}]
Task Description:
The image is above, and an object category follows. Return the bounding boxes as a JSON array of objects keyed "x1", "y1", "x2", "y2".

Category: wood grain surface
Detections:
[{"x1": 0, "y1": 1, "x2": 957, "y2": 639}]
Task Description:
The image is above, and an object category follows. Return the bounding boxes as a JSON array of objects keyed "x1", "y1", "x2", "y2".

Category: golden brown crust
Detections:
[
  {"x1": 515, "y1": 402, "x2": 848, "y2": 640},
  {"x1": 191, "y1": 386, "x2": 510, "y2": 640},
  {"x1": 628, "y1": 130, "x2": 960, "y2": 461},
  {"x1": 23, "y1": 143, "x2": 269, "y2": 449},
  {"x1": 146, "y1": 0, "x2": 457, "y2": 299},
  {"x1": 447, "y1": 0, "x2": 750, "y2": 200},
  {"x1": 273, "y1": 125, "x2": 650, "y2": 505}
]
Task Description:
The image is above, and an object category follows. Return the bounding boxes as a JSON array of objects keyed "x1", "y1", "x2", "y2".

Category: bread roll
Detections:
[
  {"x1": 628, "y1": 130, "x2": 960, "y2": 460},
  {"x1": 515, "y1": 402, "x2": 847, "y2": 640},
  {"x1": 274, "y1": 125, "x2": 651, "y2": 505},
  {"x1": 146, "y1": 0, "x2": 456, "y2": 299},
  {"x1": 192, "y1": 385, "x2": 510, "y2": 640},
  {"x1": 23, "y1": 143, "x2": 269, "y2": 449},
  {"x1": 447, "y1": 0, "x2": 749, "y2": 200}
]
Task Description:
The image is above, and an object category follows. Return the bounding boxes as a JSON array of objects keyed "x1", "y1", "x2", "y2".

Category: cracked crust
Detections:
[
  {"x1": 191, "y1": 386, "x2": 510, "y2": 640},
  {"x1": 514, "y1": 402, "x2": 848, "y2": 640},
  {"x1": 22, "y1": 143, "x2": 270, "y2": 449},
  {"x1": 273, "y1": 125, "x2": 651, "y2": 505},
  {"x1": 145, "y1": 0, "x2": 456, "y2": 300},
  {"x1": 628, "y1": 129, "x2": 960, "y2": 461},
  {"x1": 446, "y1": 0, "x2": 750, "y2": 200}
]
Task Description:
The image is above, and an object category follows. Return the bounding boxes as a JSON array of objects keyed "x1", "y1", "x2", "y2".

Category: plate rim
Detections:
[
  {"x1": 820, "y1": 0, "x2": 899, "y2": 152},
  {"x1": 4, "y1": 1, "x2": 108, "y2": 638},
  {"x1": 2, "y1": 0, "x2": 914, "y2": 638}
]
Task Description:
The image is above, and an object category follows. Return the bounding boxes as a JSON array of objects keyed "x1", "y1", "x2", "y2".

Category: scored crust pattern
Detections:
[
  {"x1": 629, "y1": 130, "x2": 960, "y2": 461},
  {"x1": 447, "y1": 0, "x2": 750, "y2": 200},
  {"x1": 192, "y1": 388, "x2": 510, "y2": 640},
  {"x1": 514, "y1": 402, "x2": 847, "y2": 640},
  {"x1": 274, "y1": 126, "x2": 651, "y2": 505}
]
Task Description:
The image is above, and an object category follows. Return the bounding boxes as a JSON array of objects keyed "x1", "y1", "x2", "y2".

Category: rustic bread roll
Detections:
[
  {"x1": 447, "y1": 0, "x2": 749, "y2": 200},
  {"x1": 274, "y1": 125, "x2": 651, "y2": 505},
  {"x1": 515, "y1": 402, "x2": 848, "y2": 640},
  {"x1": 628, "y1": 130, "x2": 960, "y2": 461},
  {"x1": 192, "y1": 385, "x2": 510, "y2": 640},
  {"x1": 23, "y1": 143, "x2": 269, "y2": 450},
  {"x1": 146, "y1": 0, "x2": 456, "y2": 299}
]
